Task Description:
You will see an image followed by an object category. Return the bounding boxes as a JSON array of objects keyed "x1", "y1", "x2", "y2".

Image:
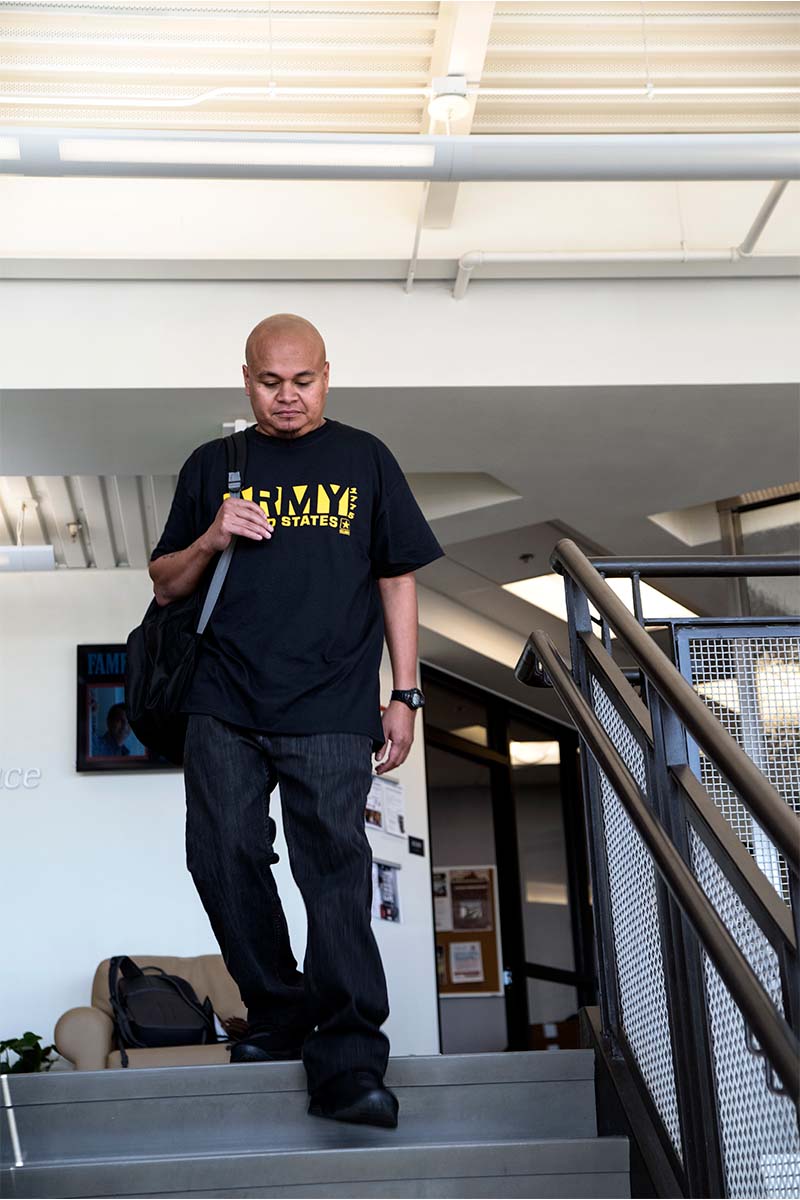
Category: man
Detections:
[
  {"x1": 148, "y1": 313, "x2": 443, "y2": 1129},
  {"x1": 92, "y1": 701, "x2": 131, "y2": 758}
]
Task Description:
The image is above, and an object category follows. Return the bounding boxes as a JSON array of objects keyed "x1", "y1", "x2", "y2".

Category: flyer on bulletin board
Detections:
[
  {"x1": 449, "y1": 941, "x2": 485, "y2": 985},
  {"x1": 450, "y1": 869, "x2": 493, "y2": 931},
  {"x1": 433, "y1": 871, "x2": 452, "y2": 931}
]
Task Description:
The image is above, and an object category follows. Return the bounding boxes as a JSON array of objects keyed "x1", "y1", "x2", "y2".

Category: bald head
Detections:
[
  {"x1": 242, "y1": 313, "x2": 330, "y2": 440},
  {"x1": 245, "y1": 313, "x2": 326, "y2": 371}
]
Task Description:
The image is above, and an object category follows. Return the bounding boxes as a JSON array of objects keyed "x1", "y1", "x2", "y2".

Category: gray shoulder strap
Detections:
[{"x1": 196, "y1": 432, "x2": 245, "y2": 635}]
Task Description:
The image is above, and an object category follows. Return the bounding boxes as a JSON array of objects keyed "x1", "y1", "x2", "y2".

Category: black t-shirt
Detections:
[{"x1": 150, "y1": 418, "x2": 444, "y2": 750}]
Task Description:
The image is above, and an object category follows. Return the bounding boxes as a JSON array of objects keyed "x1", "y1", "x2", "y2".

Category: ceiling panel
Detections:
[{"x1": 1, "y1": 0, "x2": 796, "y2": 134}]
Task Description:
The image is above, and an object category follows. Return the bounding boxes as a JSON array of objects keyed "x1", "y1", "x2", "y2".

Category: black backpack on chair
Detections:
[
  {"x1": 108, "y1": 956, "x2": 219, "y2": 1068},
  {"x1": 124, "y1": 431, "x2": 247, "y2": 766}
]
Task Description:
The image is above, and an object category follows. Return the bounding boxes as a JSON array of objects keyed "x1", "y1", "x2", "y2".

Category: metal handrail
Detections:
[
  {"x1": 587, "y1": 555, "x2": 800, "y2": 577},
  {"x1": 520, "y1": 629, "x2": 800, "y2": 1096},
  {"x1": 551, "y1": 539, "x2": 799, "y2": 871}
]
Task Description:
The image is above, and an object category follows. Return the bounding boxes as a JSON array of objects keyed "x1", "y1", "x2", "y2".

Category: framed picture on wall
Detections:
[{"x1": 76, "y1": 644, "x2": 177, "y2": 772}]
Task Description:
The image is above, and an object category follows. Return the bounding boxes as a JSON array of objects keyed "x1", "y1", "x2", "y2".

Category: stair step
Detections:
[
  {"x1": 5, "y1": 1137, "x2": 630, "y2": 1199},
  {"x1": 2, "y1": 1052, "x2": 628, "y2": 1199},
  {"x1": 4, "y1": 1052, "x2": 599, "y2": 1166},
  {"x1": 7, "y1": 1050, "x2": 596, "y2": 1104}
]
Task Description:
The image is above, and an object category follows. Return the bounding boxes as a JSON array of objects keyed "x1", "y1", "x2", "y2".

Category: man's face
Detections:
[
  {"x1": 110, "y1": 711, "x2": 130, "y2": 744},
  {"x1": 243, "y1": 333, "x2": 329, "y2": 439}
]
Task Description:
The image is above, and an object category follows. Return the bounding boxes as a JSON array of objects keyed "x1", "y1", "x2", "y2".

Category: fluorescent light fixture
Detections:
[
  {"x1": 695, "y1": 679, "x2": 741, "y2": 714},
  {"x1": 510, "y1": 740, "x2": 561, "y2": 767},
  {"x1": 450, "y1": 724, "x2": 489, "y2": 747},
  {"x1": 0, "y1": 545, "x2": 56, "y2": 571},
  {"x1": 479, "y1": 87, "x2": 800, "y2": 98},
  {"x1": 695, "y1": 661, "x2": 800, "y2": 730},
  {"x1": 648, "y1": 502, "x2": 721, "y2": 547},
  {"x1": 504, "y1": 572, "x2": 697, "y2": 629},
  {"x1": 58, "y1": 138, "x2": 436, "y2": 169},
  {"x1": 526, "y1": 881, "x2": 568, "y2": 905},
  {"x1": 0, "y1": 137, "x2": 20, "y2": 160},
  {"x1": 756, "y1": 659, "x2": 800, "y2": 731}
]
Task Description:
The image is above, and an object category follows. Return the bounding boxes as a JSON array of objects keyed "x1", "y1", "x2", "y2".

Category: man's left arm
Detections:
[{"x1": 375, "y1": 571, "x2": 419, "y2": 775}]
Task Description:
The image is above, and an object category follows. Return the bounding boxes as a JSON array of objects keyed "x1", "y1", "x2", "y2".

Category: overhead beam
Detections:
[{"x1": 423, "y1": 1, "x2": 496, "y2": 229}]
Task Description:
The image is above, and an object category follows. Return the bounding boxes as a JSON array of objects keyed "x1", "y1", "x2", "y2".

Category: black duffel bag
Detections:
[
  {"x1": 108, "y1": 955, "x2": 219, "y2": 1067},
  {"x1": 124, "y1": 430, "x2": 247, "y2": 766}
]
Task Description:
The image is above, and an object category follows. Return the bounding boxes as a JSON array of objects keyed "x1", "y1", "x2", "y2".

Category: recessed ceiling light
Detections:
[
  {"x1": 695, "y1": 679, "x2": 741, "y2": 714},
  {"x1": 504, "y1": 572, "x2": 697, "y2": 630},
  {"x1": 510, "y1": 740, "x2": 561, "y2": 767}
]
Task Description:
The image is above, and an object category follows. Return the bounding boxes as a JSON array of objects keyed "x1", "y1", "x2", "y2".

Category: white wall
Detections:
[
  {"x1": 0, "y1": 567, "x2": 439, "y2": 1060},
  {"x1": 1, "y1": 276, "x2": 798, "y2": 391},
  {"x1": 2, "y1": 178, "x2": 798, "y2": 260}
]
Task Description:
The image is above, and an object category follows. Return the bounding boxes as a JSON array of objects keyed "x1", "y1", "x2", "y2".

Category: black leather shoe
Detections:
[
  {"x1": 229, "y1": 1030, "x2": 304, "y2": 1063},
  {"x1": 308, "y1": 1070, "x2": 399, "y2": 1129}
]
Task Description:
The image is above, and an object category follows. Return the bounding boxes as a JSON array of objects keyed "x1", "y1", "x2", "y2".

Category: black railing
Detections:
[{"x1": 515, "y1": 541, "x2": 800, "y2": 1200}]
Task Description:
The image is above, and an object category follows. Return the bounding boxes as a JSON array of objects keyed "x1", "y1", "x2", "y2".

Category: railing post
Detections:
[
  {"x1": 647, "y1": 687, "x2": 726, "y2": 1198},
  {"x1": 564, "y1": 574, "x2": 623, "y2": 1044}
]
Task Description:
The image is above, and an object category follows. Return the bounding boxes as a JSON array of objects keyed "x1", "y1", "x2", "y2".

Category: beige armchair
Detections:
[{"x1": 54, "y1": 954, "x2": 247, "y2": 1070}]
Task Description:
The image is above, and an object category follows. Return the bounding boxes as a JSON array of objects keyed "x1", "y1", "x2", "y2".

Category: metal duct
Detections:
[{"x1": 3, "y1": 129, "x2": 799, "y2": 182}]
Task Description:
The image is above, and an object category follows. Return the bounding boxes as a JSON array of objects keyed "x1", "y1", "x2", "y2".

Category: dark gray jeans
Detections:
[{"x1": 183, "y1": 713, "x2": 390, "y2": 1092}]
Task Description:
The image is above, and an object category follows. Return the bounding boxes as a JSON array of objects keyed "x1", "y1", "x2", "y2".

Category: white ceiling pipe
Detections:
[
  {"x1": 4, "y1": 129, "x2": 800, "y2": 182},
  {"x1": 453, "y1": 177, "x2": 794, "y2": 297},
  {"x1": 738, "y1": 179, "x2": 791, "y2": 256},
  {"x1": 453, "y1": 248, "x2": 761, "y2": 299}
]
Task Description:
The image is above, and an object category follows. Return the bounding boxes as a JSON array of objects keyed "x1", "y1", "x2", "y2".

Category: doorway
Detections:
[{"x1": 422, "y1": 666, "x2": 595, "y2": 1054}]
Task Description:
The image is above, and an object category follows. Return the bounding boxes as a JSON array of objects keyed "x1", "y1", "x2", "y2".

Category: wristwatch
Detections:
[{"x1": 391, "y1": 687, "x2": 425, "y2": 711}]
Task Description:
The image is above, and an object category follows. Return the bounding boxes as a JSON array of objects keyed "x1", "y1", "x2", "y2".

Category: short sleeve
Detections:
[
  {"x1": 150, "y1": 448, "x2": 204, "y2": 562},
  {"x1": 370, "y1": 469, "x2": 444, "y2": 579}
]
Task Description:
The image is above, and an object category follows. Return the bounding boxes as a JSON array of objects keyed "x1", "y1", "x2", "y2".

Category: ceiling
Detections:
[
  {"x1": 2, "y1": 0, "x2": 797, "y2": 135},
  {"x1": 2, "y1": 1, "x2": 798, "y2": 284}
]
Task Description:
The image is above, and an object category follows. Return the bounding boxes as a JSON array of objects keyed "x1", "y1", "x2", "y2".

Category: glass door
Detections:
[
  {"x1": 509, "y1": 716, "x2": 593, "y2": 1050},
  {"x1": 422, "y1": 667, "x2": 595, "y2": 1054}
]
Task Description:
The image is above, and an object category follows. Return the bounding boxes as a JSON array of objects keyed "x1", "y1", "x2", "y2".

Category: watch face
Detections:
[{"x1": 411, "y1": 690, "x2": 424, "y2": 708}]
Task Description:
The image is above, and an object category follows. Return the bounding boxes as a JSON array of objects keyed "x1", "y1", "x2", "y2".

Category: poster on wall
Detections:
[
  {"x1": 365, "y1": 775, "x2": 406, "y2": 837},
  {"x1": 371, "y1": 860, "x2": 401, "y2": 923},
  {"x1": 76, "y1": 645, "x2": 177, "y2": 772}
]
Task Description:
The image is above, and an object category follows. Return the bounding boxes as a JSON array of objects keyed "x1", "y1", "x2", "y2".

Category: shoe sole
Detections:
[{"x1": 308, "y1": 1094, "x2": 399, "y2": 1129}]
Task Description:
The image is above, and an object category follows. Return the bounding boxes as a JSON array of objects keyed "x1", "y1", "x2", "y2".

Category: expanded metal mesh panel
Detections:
[
  {"x1": 683, "y1": 632, "x2": 800, "y2": 904},
  {"x1": 591, "y1": 676, "x2": 684, "y2": 1159},
  {"x1": 690, "y1": 830, "x2": 800, "y2": 1198}
]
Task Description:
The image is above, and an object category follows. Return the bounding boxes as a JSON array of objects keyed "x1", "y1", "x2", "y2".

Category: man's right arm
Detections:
[{"x1": 149, "y1": 498, "x2": 272, "y2": 607}]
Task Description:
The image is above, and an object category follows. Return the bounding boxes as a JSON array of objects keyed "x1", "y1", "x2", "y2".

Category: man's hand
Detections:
[
  {"x1": 202, "y1": 497, "x2": 272, "y2": 553},
  {"x1": 150, "y1": 498, "x2": 272, "y2": 607},
  {"x1": 374, "y1": 700, "x2": 416, "y2": 775}
]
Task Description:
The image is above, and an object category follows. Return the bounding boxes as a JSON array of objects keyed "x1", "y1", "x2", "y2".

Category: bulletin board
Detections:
[{"x1": 433, "y1": 865, "x2": 502, "y2": 996}]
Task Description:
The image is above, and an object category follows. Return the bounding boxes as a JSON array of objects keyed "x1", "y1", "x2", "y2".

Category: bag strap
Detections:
[
  {"x1": 108, "y1": 955, "x2": 143, "y2": 1067},
  {"x1": 196, "y1": 430, "x2": 248, "y2": 636}
]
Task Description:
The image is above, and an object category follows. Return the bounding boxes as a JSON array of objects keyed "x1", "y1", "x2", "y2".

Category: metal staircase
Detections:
[
  {"x1": 1, "y1": 1051, "x2": 628, "y2": 1198},
  {"x1": 515, "y1": 540, "x2": 800, "y2": 1199}
]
